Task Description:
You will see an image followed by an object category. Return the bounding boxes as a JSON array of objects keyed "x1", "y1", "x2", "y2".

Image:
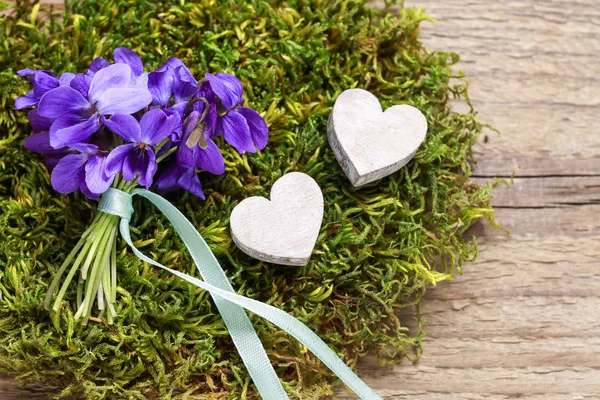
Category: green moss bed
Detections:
[{"x1": 0, "y1": 0, "x2": 499, "y2": 399}]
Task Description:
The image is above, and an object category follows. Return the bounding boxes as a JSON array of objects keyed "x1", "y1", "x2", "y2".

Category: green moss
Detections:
[{"x1": 0, "y1": 0, "x2": 499, "y2": 398}]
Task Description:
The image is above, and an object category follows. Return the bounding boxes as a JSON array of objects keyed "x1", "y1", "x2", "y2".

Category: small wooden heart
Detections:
[
  {"x1": 328, "y1": 88, "x2": 428, "y2": 186},
  {"x1": 230, "y1": 172, "x2": 324, "y2": 266}
]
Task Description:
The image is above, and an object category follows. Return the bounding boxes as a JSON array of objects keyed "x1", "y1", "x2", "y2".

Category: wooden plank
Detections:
[
  {"x1": 472, "y1": 176, "x2": 600, "y2": 208},
  {"x1": 335, "y1": 236, "x2": 600, "y2": 398},
  {"x1": 0, "y1": 377, "x2": 54, "y2": 400}
]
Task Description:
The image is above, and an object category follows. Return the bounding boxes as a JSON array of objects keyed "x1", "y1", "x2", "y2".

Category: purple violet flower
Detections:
[
  {"x1": 104, "y1": 108, "x2": 178, "y2": 188},
  {"x1": 37, "y1": 63, "x2": 152, "y2": 149},
  {"x1": 18, "y1": 50, "x2": 270, "y2": 201},
  {"x1": 14, "y1": 69, "x2": 75, "y2": 110},
  {"x1": 201, "y1": 73, "x2": 268, "y2": 154},
  {"x1": 50, "y1": 143, "x2": 114, "y2": 199},
  {"x1": 176, "y1": 108, "x2": 225, "y2": 175},
  {"x1": 147, "y1": 57, "x2": 199, "y2": 140}
]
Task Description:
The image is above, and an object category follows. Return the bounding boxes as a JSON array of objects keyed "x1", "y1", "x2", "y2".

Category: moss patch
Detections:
[{"x1": 0, "y1": 0, "x2": 498, "y2": 398}]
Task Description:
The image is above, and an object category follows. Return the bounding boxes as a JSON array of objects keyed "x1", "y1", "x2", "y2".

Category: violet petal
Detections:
[
  {"x1": 94, "y1": 87, "x2": 152, "y2": 115},
  {"x1": 194, "y1": 138, "x2": 225, "y2": 175},
  {"x1": 17, "y1": 68, "x2": 44, "y2": 77},
  {"x1": 101, "y1": 113, "x2": 142, "y2": 143},
  {"x1": 14, "y1": 92, "x2": 38, "y2": 110},
  {"x1": 45, "y1": 154, "x2": 65, "y2": 172},
  {"x1": 24, "y1": 132, "x2": 57, "y2": 153},
  {"x1": 50, "y1": 153, "x2": 87, "y2": 194},
  {"x1": 113, "y1": 47, "x2": 144, "y2": 77},
  {"x1": 130, "y1": 72, "x2": 148, "y2": 89},
  {"x1": 220, "y1": 110, "x2": 255, "y2": 153},
  {"x1": 49, "y1": 114, "x2": 100, "y2": 148},
  {"x1": 80, "y1": 178, "x2": 100, "y2": 200},
  {"x1": 237, "y1": 107, "x2": 268, "y2": 150},
  {"x1": 176, "y1": 140, "x2": 196, "y2": 168},
  {"x1": 154, "y1": 162, "x2": 181, "y2": 193},
  {"x1": 70, "y1": 73, "x2": 92, "y2": 98},
  {"x1": 32, "y1": 71, "x2": 60, "y2": 99},
  {"x1": 205, "y1": 72, "x2": 243, "y2": 110},
  {"x1": 70, "y1": 142, "x2": 99, "y2": 155},
  {"x1": 203, "y1": 103, "x2": 218, "y2": 138},
  {"x1": 106, "y1": 144, "x2": 133, "y2": 176},
  {"x1": 139, "y1": 148, "x2": 157, "y2": 188},
  {"x1": 85, "y1": 153, "x2": 114, "y2": 195},
  {"x1": 148, "y1": 67, "x2": 174, "y2": 106},
  {"x1": 88, "y1": 63, "x2": 132, "y2": 104},
  {"x1": 38, "y1": 86, "x2": 91, "y2": 119},
  {"x1": 89, "y1": 58, "x2": 110, "y2": 74},
  {"x1": 59, "y1": 72, "x2": 76, "y2": 86},
  {"x1": 27, "y1": 109, "x2": 53, "y2": 133},
  {"x1": 171, "y1": 62, "x2": 198, "y2": 103},
  {"x1": 139, "y1": 108, "x2": 177, "y2": 145},
  {"x1": 177, "y1": 168, "x2": 205, "y2": 199},
  {"x1": 122, "y1": 147, "x2": 141, "y2": 182}
]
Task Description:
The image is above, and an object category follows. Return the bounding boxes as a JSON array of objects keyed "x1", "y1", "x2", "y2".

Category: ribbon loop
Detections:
[
  {"x1": 103, "y1": 188, "x2": 382, "y2": 400},
  {"x1": 98, "y1": 188, "x2": 135, "y2": 221}
]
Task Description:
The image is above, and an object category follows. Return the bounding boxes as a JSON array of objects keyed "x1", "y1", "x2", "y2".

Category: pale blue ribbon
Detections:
[{"x1": 99, "y1": 188, "x2": 382, "y2": 400}]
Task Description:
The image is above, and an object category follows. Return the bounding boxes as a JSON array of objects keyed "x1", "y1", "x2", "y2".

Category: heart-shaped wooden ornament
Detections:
[
  {"x1": 328, "y1": 88, "x2": 428, "y2": 186},
  {"x1": 230, "y1": 172, "x2": 324, "y2": 266}
]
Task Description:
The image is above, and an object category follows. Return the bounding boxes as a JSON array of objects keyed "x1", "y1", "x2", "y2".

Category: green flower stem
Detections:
[
  {"x1": 45, "y1": 180, "x2": 136, "y2": 323},
  {"x1": 156, "y1": 146, "x2": 177, "y2": 163},
  {"x1": 73, "y1": 214, "x2": 113, "y2": 319},
  {"x1": 43, "y1": 215, "x2": 99, "y2": 310}
]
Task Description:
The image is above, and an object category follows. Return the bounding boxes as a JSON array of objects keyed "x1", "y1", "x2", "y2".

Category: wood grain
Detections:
[{"x1": 2, "y1": 0, "x2": 600, "y2": 398}]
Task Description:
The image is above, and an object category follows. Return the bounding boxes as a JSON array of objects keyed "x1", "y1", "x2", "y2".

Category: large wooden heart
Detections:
[
  {"x1": 230, "y1": 172, "x2": 324, "y2": 266},
  {"x1": 328, "y1": 88, "x2": 428, "y2": 186}
]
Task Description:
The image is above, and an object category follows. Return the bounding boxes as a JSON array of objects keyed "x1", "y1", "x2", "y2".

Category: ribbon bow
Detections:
[{"x1": 98, "y1": 188, "x2": 382, "y2": 400}]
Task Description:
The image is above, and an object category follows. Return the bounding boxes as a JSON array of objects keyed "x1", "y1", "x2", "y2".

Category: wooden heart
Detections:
[
  {"x1": 328, "y1": 88, "x2": 428, "y2": 186},
  {"x1": 230, "y1": 172, "x2": 324, "y2": 266}
]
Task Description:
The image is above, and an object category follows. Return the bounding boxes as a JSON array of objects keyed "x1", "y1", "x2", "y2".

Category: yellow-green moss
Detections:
[{"x1": 0, "y1": 0, "x2": 498, "y2": 398}]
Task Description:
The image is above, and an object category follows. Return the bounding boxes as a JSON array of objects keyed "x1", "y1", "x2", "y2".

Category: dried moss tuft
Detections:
[{"x1": 0, "y1": 0, "x2": 499, "y2": 398}]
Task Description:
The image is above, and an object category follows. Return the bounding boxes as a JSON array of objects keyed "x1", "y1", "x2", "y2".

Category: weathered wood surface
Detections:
[
  {"x1": 336, "y1": 0, "x2": 600, "y2": 399},
  {"x1": 2, "y1": 0, "x2": 600, "y2": 398}
]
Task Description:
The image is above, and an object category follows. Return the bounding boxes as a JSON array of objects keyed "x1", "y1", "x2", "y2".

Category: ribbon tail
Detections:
[{"x1": 126, "y1": 189, "x2": 289, "y2": 399}]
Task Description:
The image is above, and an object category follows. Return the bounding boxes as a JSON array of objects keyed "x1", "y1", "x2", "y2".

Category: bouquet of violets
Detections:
[{"x1": 16, "y1": 47, "x2": 268, "y2": 324}]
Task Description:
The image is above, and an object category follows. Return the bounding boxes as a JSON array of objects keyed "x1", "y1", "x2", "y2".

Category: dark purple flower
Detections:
[
  {"x1": 104, "y1": 109, "x2": 177, "y2": 188},
  {"x1": 15, "y1": 69, "x2": 78, "y2": 110},
  {"x1": 147, "y1": 58, "x2": 193, "y2": 140},
  {"x1": 50, "y1": 143, "x2": 113, "y2": 199},
  {"x1": 155, "y1": 162, "x2": 205, "y2": 199},
  {"x1": 37, "y1": 63, "x2": 152, "y2": 149},
  {"x1": 165, "y1": 58, "x2": 198, "y2": 103},
  {"x1": 147, "y1": 59, "x2": 197, "y2": 108},
  {"x1": 176, "y1": 108, "x2": 224, "y2": 175},
  {"x1": 201, "y1": 73, "x2": 268, "y2": 154},
  {"x1": 15, "y1": 69, "x2": 58, "y2": 110}
]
